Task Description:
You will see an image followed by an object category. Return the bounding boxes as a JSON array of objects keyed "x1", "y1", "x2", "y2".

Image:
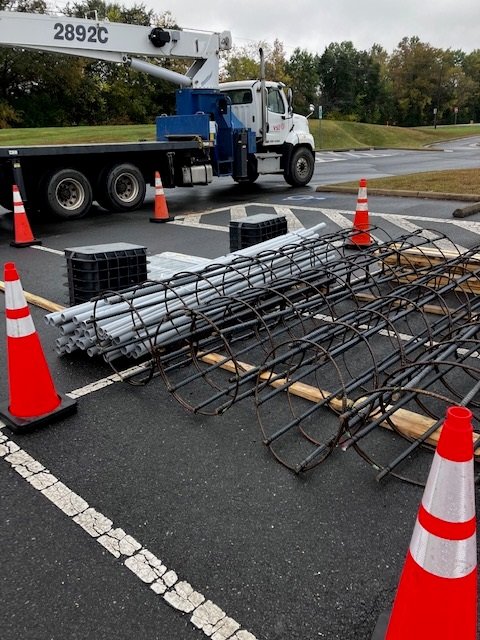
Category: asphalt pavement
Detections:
[{"x1": 2, "y1": 144, "x2": 480, "y2": 640}]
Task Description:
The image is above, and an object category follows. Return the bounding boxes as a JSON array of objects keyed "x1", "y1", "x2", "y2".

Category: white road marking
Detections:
[
  {"x1": 236, "y1": 203, "x2": 480, "y2": 235},
  {"x1": 315, "y1": 151, "x2": 396, "y2": 163},
  {"x1": 314, "y1": 208, "x2": 351, "y2": 230},
  {"x1": 31, "y1": 245, "x2": 64, "y2": 256},
  {"x1": 174, "y1": 204, "x2": 303, "y2": 233},
  {"x1": 273, "y1": 205, "x2": 304, "y2": 230},
  {"x1": 171, "y1": 217, "x2": 228, "y2": 233},
  {"x1": 230, "y1": 205, "x2": 247, "y2": 220},
  {"x1": 315, "y1": 153, "x2": 343, "y2": 163},
  {"x1": 451, "y1": 220, "x2": 480, "y2": 236},
  {"x1": 66, "y1": 363, "x2": 150, "y2": 398},
  {"x1": 0, "y1": 422, "x2": 257, "y2": 640},
  {"x1": 374, "y1": 213, "x2": 469, "y2": 253},
  {"x1": 317, "y1": 208, "x2": 382, "y2": 244},
  {"x1": 146, "y1": 201, "x2": 480, "y2": 250}
]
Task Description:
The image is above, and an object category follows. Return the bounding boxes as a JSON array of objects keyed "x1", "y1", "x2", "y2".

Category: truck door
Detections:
[
  {"x1": 265, "y1": 86, "x2": 289, "y2": 145},
  {"x1": 222, "y1": 88, "x2": 255, "y2": 131}
]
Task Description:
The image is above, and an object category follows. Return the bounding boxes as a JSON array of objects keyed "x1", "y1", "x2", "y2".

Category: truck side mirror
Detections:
[
  {"x1": 286, "y1": 88, "x2": 293, "y2": 113},
  {"x1": 306, "y1": 104, "x2": 315, "y2": 119}
]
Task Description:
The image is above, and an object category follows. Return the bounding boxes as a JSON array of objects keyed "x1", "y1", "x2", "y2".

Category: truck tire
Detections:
[
  {"x1": 284, "y1": 147, "x2": 315, "y2": 187},
  {"x1": 96, "y1": 163, "x2": 146, "y2": 212},
  {"x1": 43, "y1": 169, "x2": 92, "y2": 219}
]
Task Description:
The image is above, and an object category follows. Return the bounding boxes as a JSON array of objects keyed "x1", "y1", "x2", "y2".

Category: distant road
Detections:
[
  {"x1": 160, "y1": 137, "x2": 480, "y2": 214},
  {"x1": 427, "y1": 135, "x2": 480, "y2": 151}
]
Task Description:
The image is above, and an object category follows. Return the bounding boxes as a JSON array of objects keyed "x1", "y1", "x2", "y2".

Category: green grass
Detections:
[
  {"x1": 2, "y1": 120, "x2": 480, "y2": 149},
  {"x1": 1, "y1": 121, "x2": 480, "y2": 195},
  {"x1": 329, "y1": 168, "x2": 480, "y2": 195},
  {"x1": 0, "y1": 124, "x2": 156, "y2": 146},
  {"x1": 308, "y1": 120, "x2": 480, "y2": 150}
]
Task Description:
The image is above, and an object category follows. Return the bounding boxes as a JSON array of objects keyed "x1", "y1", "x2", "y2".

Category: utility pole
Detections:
[{"x1": 434, "y1": 62, "x2": 443, "y2": 129}]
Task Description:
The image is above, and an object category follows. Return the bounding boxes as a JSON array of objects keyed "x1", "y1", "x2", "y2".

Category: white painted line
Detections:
[
  {"x1": 374, "y1": 213, "x2": 468, "y2": 253},
  {"x1": 314, "y1": 208, "x2": 351, "y2": 230},
  {"x1": 273, "y1": 205, "x2": 304, "y2": 231},
  {"x1": 230, "y1": 205, "x2": 247, "y2": 220},
  {"x1": 317, "y1": 208, "x2": 382, "y2": 244},
  {"x1": 451, "y1": 220, "x2": 480, "y2": 236},
  {"x1": 170, "y1": 219, "x2": 228, "y2": 233},
  {"x1": 31, "y1": 245, "x2": 64, "y2": 256},
  {"x1": 66, "y1": 363, "x2": 152, "y2": 399},
  {"x1": 0, "y1": 429, "x2": 256, "y2": 640},
  {"x1": 246, "y1": 203, "x2": 478, "y2": 229},
  {"x1": 315, "y1": 154, "x2": 342, "y2": 163},
  {"x1": 173, "y1": 213, "x2": 203, "y2": 225}
]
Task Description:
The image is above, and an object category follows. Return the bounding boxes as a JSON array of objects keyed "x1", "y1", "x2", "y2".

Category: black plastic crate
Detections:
[
  {"x1": 64, "y1": 243, "x2": 147, "y2": 305},
  {"x1": 229, "y1": 213, "x2": 287, "y2": 252}
]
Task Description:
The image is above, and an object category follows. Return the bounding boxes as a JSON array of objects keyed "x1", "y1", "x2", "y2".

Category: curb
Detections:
[
  {"x1": 315, "y1": 185, "x2": 480, "y2": 203},
  {"x1": 314, "y1": 146, "x2": 441, "y2": 153}
]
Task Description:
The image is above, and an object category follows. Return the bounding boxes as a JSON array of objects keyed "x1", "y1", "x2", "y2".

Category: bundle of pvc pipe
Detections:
[{"x1": 46, "y1": 224, "x2": 331, "y2": 360}]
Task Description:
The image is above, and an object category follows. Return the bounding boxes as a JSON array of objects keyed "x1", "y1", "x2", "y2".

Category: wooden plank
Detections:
[
  {"x1": 388, "y1": 273, "x2": 480, "y2": 295},
  {"x1": 199, "y1": 351, "x2": 347, "y2": 411},
  {"x1": 199, "y1": 351, "x2": 480, "y2": 453},
  {"x1": 381, "y1": 245, "x2": 480, "y2": 263},
  {"x1": 0, "y1": 280, "x2": 65, "y2": 312},
  {"x1": 378, "y1": 246, "x2": 480, "y2": 282},
  {"x1": 353, "y1": 292, "x2": 451, "y2": 316}
]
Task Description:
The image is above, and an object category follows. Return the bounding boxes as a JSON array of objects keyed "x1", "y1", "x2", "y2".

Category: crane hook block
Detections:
[{"x1": 149, "y1": 27, "x2": 171, "y2": 47}]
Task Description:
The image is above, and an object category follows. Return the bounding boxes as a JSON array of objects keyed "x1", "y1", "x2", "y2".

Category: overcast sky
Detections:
[{"x1": 130, "y1": 0, "x2": 480, "y2": 55}]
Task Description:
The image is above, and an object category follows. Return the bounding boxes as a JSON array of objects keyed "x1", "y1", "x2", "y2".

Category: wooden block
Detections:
[
  {"x1": 199, "y1": 351, "x2": 480, "y2": 453},
  {"x1": 0, "y1": 280, "x2": 65, "y2": 312}
]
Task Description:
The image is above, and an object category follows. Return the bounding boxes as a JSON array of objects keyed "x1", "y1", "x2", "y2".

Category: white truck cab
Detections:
[{"x1": 220, "y1": 79, "x2": 316, "y2": 185}]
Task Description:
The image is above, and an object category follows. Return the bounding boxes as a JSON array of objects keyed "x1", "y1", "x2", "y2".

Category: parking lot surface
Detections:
[{"x1": 2, "y1": 187, "x2": 480, "y2": 640}]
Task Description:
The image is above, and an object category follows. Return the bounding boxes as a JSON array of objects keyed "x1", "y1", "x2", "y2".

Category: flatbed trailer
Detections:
[{"x1": 0, "y1": 137, "x2": 212, "y2": 218}]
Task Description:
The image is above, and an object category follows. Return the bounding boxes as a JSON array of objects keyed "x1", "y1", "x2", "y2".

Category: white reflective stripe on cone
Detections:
[
  {"x1": 358, "y1": 187, "x2": 367, "y2": 198},
  {"x1": 13, "y1": 190, "x2": 22, "y2": 204},
  {"x1": 410, "y1": 521, "x2": 477, "y2": 578},
  {"x1": 7, "y1": 315, "x2": 36, "y2": 338},
  {"x1": 5, "y1": 280, "x2": 28, "y2": 310},
  {"x1": 422, "y1": 453, "x2": 475, "y2": 523},
  {"x1": 356, "y1": 202, "x2": 368, "y2": 211}
]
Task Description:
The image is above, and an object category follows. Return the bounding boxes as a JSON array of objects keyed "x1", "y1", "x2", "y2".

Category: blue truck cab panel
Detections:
[{"x1": 156, "y1": 88, "x2": 256, "y2": 179}]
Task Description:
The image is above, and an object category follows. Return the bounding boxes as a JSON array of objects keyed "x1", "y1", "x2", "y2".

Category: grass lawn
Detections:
[
  {"x1": 1, "y1": 120, "x2": 480, "y2": 150},
  {"x1": 0, "y1": 124, "x2": 156, "y2": 146},
  {"x1": 1, "y1": 121, "x2": 479, "y2": 195},
  {"x1": 330, "y1": 168, "x2": 480, "y2": 195}
]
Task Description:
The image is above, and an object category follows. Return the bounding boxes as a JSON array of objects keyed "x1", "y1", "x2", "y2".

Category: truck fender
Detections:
[{"x1": 284, "y1": 130, "x2": 315, "y2": 151}]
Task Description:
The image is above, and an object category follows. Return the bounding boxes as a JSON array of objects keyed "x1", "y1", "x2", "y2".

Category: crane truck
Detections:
[{"x1": 0, "y1": 11, "x2": 316, "y2": 220}]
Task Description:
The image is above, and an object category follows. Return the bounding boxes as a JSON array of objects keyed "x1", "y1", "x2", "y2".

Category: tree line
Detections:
[{"x1": 1, "y1": 0, "x2": 479, "y2": 128}]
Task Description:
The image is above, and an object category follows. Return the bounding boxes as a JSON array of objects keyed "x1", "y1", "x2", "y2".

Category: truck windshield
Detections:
[{"x1": 222, "y1": 89, "x2": 252, "y2": 105}]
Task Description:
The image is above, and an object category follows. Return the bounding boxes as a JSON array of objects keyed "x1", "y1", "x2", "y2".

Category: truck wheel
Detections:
[
  {"x1": 43, "y1": 169, "x2": 92, "y2": 219},
  {"x1": 284, "y1": 147, "x2": 315, "y2": 187},
  {"x1": 96, "y1": 164, "x2": 146, "y2": 212}
]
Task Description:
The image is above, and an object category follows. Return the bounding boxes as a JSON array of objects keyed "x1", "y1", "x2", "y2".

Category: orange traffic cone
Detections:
[
  {"x1": 347, "y1": 178, "x2": 372, "y2": 248},
  {"x1": 0, "y1": 262, "x2": 77, "y2": 433},
  {"x1": 372, "y1": 405, "x2": 477, "y2": 639},
  {"x1": 150, "y1": 171, "x2": 173, "y2": 223},
  {"x1": 10, "y1": 184, "x2": 41, "y2": 248}
]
